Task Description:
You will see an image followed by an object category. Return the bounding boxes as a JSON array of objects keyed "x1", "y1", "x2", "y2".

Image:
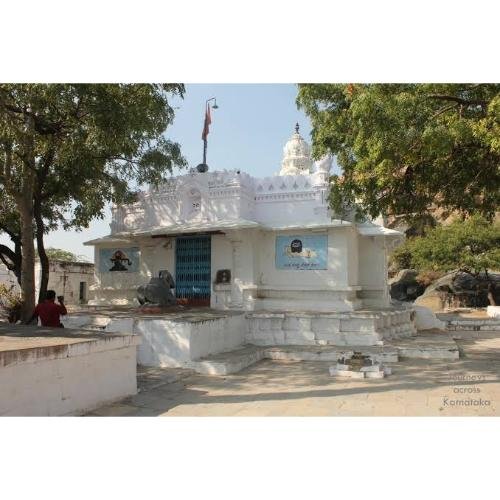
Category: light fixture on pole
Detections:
[{"x1": 197, "y1": 97, "x2": 219, "y2": 173}]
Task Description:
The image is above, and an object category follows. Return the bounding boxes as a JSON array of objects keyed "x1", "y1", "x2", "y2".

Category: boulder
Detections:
[
  {"x1": 415, "y1": 270, "x2": 500, "y2": 311},
  {"x1": 412, "y1": 305, "x2": 446, "y2": 331},
  {"x1": 487, "y1": 306, "x2": 500, "y2": 318},
  {"x1": 389, "y1": 269, "x2": 425, "y2": 302}
]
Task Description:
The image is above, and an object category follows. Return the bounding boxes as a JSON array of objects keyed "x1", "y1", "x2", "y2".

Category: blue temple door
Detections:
[{"x1": 175, "y1": 236, "x2": 211, "y2": 306}]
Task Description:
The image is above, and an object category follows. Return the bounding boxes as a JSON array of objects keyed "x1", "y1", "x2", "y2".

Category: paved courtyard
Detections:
[{"x1": 86, "y1": 329, "x2": 500, "y2": 416}]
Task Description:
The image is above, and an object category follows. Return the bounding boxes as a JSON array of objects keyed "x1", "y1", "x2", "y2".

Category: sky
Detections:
[{"x1": 1, "y1": 84, "x2": 334, "y2": 262}]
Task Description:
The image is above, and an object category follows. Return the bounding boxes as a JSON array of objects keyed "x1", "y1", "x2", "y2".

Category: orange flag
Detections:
[{"x1": 202, "y1": 104, "x2": 211, "y2": 141}]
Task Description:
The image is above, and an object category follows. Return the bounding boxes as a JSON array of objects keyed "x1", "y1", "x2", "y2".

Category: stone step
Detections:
[
  {"x1": 445, "y1": 319, "x2": 500, "y2": 331},
  {"x1": 391, "y1": 331, "x2": 460, "y2": 360},
  {"x1": 188, "y1": 345, "x2": 266, "y2": 376},
  {"x1": 189, "y1": 344, "x2": 398, "y2": 375},
  {"x1": 187, "y1": 332, "x2": 461, "y2": 375},
  {"x1": 264, "y1": 345, "x2": 399, "y2": 363}
]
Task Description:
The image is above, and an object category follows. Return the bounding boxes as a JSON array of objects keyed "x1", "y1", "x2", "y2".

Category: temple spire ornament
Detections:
[{"x1": 278, "y1": 123, "x2": 313, "y2": 176}]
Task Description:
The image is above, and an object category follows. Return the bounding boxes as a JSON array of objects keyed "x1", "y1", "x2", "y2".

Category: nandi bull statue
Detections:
[{"x1": 137, "y1": 270, "x2": 176, "y2": 307}]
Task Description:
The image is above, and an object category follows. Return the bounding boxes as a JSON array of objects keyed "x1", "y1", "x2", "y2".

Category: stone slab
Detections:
[
  {"x1": 360, "y1": 365, "x2": 382, "y2": 372},
  {"x1": 188, "y1": 345, "x2": 266, "y2": 375},
  {"x1": 0, "y1": 323, "x2": 140, "y2": 368},
  {"x1": 329, "y1": 368, "x2": 365, "y2": 379},
  {"x1": 391, "y1": 330, "x2": 460, "y2": 360}
]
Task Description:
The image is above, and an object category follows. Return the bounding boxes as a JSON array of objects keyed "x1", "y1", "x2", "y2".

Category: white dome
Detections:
[
  {"x1": 279, "y1": 123, "x2": 313, "y2": 176},
  {"x1": 315, "y1": 155, "x2": 333, "y2": 173}
]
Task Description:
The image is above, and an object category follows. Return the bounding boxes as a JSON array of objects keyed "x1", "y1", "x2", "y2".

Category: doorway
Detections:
[
  {"x1": 79, "y1": 281, "x2": 87, "y2": 304},
  {"x1": 175, "y1": 236, "x2": 211, "y2": 306}
]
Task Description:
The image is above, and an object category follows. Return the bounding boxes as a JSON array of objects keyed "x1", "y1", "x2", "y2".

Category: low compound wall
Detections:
[
  {"x1": 65, "y1": 310, "x2": 247, "y2": 368},
  {"x1": 0, "y1": 325, "x2": 140, "y2": 416},
  {"x1": 132, "y1": 314, "x2": 246, "y2": 367}
]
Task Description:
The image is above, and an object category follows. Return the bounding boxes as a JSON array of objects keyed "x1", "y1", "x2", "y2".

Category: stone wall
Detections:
[
  {"x1": 35, "y1": 260, "x2": 95, "y2": 305},
  {"x1": 0, "y1": 329, "x2": 140, "y2": 416}
]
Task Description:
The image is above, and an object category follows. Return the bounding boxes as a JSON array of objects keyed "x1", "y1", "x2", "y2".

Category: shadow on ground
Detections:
[{"x1": 85, "y1": 329, "x2": 500, "y2": 417}]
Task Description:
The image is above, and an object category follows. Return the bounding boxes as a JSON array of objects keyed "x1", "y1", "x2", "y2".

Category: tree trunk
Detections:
[
  {"x1": 18, "y1": 196, "x2": 36, "y2": 322},
  {"x1": 14, "y1": 241, "x2": 22, "y2": 285},
  {"x1": 34, "y1": 200, "x2": 49, "y2": 303},
  {"x1": 18, "y1": 113, "x2": 37, "y2": 323}
]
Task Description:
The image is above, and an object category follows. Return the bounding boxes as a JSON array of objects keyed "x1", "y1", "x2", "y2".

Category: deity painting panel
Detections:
[
  {"x1": 275, "y1": 235, "x2": 328, "y2": 270},
  {"x1": 99, "y1": 247, "x2": 140, "y2": 273}
]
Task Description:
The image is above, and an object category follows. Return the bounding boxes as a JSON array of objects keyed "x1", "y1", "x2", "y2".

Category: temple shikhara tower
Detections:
[{"x1": 85, "y1": 124, "x2": 415, "y2": 353}]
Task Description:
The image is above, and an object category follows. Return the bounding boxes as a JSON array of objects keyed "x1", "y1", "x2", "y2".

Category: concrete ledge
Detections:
[
  {"x1": 65, "y1": 309, "x2": 247, "y2": 368},
  {"x1": 391, "y1": 330, "x2": 460, "y2": 360},
  {"x1": 0, "y1": 324, "x2": 141, "y2": 416},
  {"x1": 0, "y1": 324, "x2": 140, "y2": 368},
  {"x1": 188, "y1": 345, "x2": 266, "y2": 375}
]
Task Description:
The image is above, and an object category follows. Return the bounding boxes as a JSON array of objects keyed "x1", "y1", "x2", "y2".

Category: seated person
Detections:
[{"x1": 31, "y1": 290, "x2": 67, "y2": 327}]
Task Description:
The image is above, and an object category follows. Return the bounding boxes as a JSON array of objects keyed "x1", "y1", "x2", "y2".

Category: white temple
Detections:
[{"x1": 85, "y1": 124, "x2": 404, "y2": 315}]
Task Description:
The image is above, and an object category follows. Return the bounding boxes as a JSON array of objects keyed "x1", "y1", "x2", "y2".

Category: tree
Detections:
[
  {"x1": 297, "y1": 84, "x2": 500, "y2": 224},
  {"x1": 0, "y1": 190, "x2": 22, "y2": 284},
  {"x1": 391, "y1": 216, "x2": 500, "y2": 277},
  {"x1": 44, "y1": 248, "x2": 87, "y2": 262},
  {"x1": 0, "y1": 84, "x2": 186, "y2": 321}
]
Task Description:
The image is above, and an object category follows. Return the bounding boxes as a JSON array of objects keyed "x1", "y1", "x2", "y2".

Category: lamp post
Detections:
[{"x1": 197, "y1": 97, "x2": 218, "y2": 173}]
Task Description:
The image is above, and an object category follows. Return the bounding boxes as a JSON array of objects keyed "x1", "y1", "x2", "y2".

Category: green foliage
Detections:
[
  {"x1": 297, "y1": 84, "x2": 500, "y2": 223},
  {"x1": 44, "y1": 247, "x2": 86, "y2": 262},
  {"x1": 0, "y1": 283, "x2": 22, "y2": 322},
  {"x1": 0, "y1": 83, "x2": 187, "y2": 228},
  {"x1": 0, "y1": 84, "x2": 186, "y2": 313},
  {"x1": 391, "y1": 216, "x2": 500, "y2": 275}
]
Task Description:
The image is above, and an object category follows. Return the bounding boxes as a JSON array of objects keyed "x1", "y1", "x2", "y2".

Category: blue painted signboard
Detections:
[
  {"x1": 275, "y1": 234, "x2": 328, "y2": 270},
  {"x1": 99, "y1": 247, "x2": 140, "y2": 273}
]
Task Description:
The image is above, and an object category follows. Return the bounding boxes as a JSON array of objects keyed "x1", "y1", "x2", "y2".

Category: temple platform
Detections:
[
  {"x1": 64, "y1": 306, "x2": 247, "y2": 368},
  {"x1": 63, "y1": 305, "x2": 418, "y2": 371},
  {"x1": 0, "y1": 323, "x2": 140, "y2": 416},
  {"x1": 245, "y1": 308, "x2": 416, "y2": 347}
]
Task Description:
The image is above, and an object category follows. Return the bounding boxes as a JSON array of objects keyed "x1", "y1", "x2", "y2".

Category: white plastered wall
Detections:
[
  {"x1": 357, "y1": 235, "x2": 390, "y2": 307},
  {"x1": 210, "y1": 234, "x2": 233, "y2": 308},
  {"x1": 257, "y1": 227, "x2": 351, "y2": 288},
  {"x1": 0, "y1": 338, "x2": 139, "y2": 416},
  {"x1": 90, "y1": 237, "x2": 177, "y2": 305},
  {"x1": 250, "y1": 226, "x2": 361, "y2": 311},
  {"x1": 138, "y1": 237, "x2": 175, "y2": 279},
  {"x1": 90, "y1": 243, "x2": 143, "y2": 305}
]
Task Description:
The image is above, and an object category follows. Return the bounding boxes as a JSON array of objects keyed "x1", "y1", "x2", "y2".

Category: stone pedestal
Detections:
[{"x1": 329, "y1": 353, "x2": 392, "y2": 379}]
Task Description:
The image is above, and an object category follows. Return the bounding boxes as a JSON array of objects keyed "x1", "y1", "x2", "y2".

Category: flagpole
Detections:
[{"x1": 197, "y1": 97, "x2": 218, "y2": 173}]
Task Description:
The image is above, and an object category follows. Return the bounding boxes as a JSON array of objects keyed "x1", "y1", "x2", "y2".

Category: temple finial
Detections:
[{"x1": 295, "y1": 122, "x2": 300, "y2": 134}]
